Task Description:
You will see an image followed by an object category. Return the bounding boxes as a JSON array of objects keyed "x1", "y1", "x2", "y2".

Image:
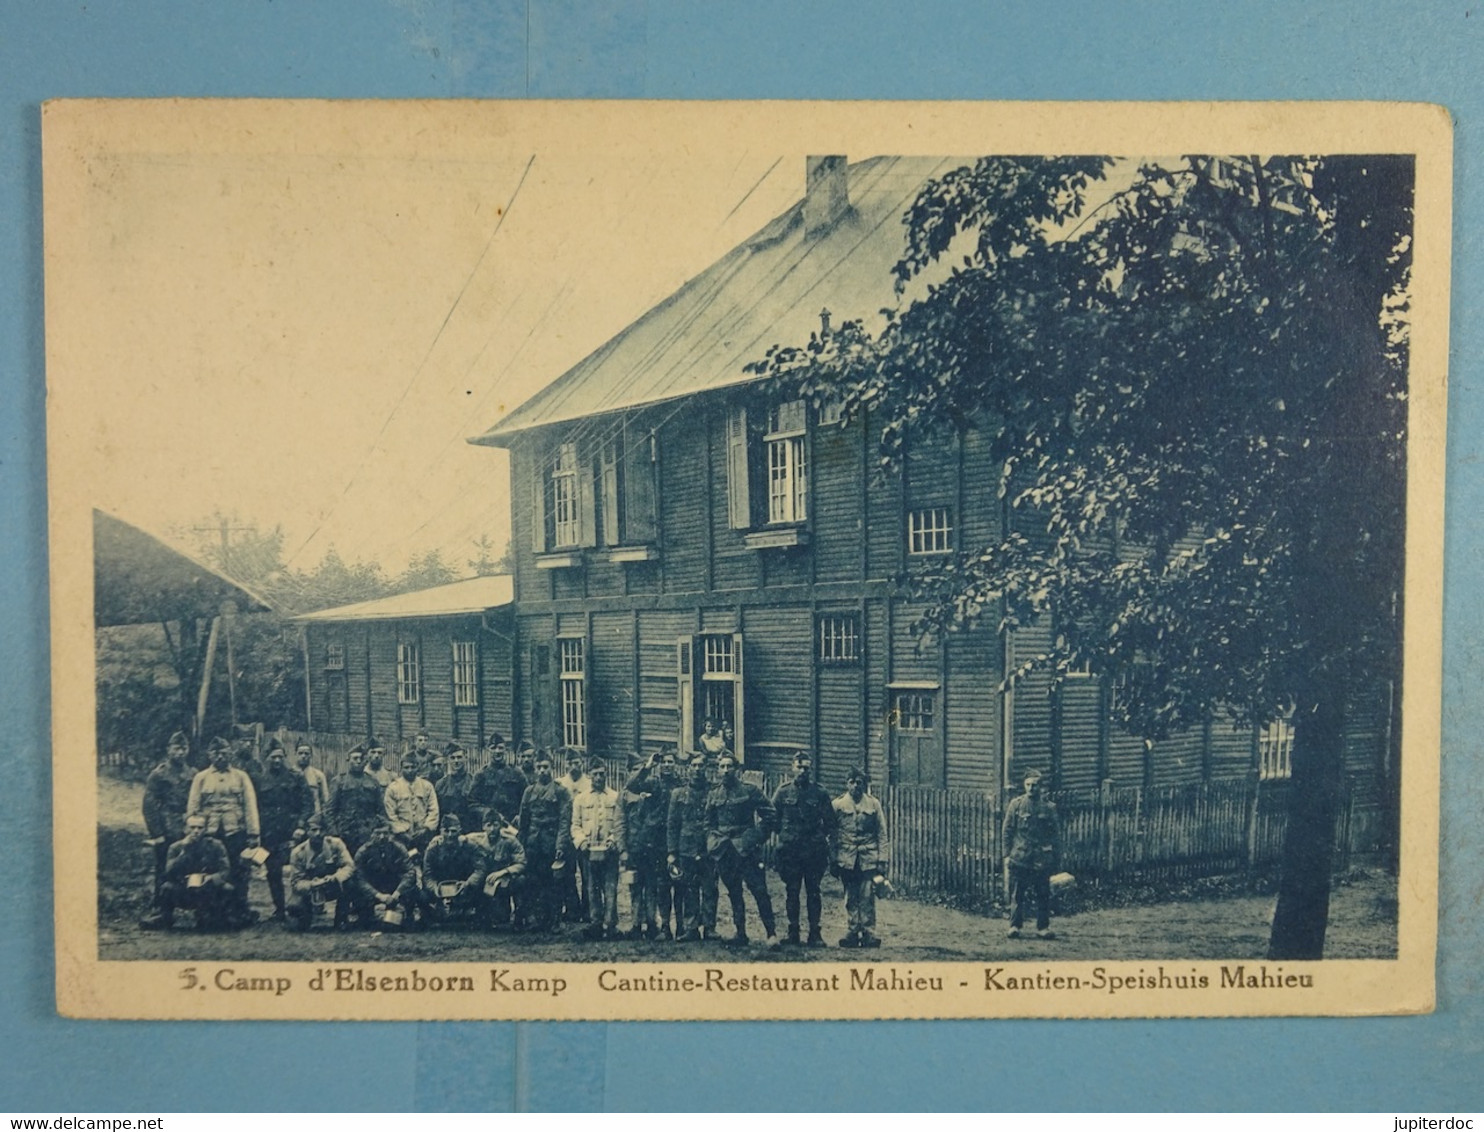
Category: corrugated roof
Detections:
[
  {"x1": 94, "y1": 509, "x2": 274, "y2": 627},
  {"x1": 470, "y1": 156, "x2": 960, "y2": 445},
  {"x1": 296, "y1": 574, "x2": 513, "y2": 623}
]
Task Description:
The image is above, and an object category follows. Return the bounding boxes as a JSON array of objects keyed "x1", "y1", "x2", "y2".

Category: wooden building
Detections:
[
  {"x1": 297, "y1": 575, "x2": 515, "y2": 749},
  {"x1": 469, "y1": 157, "x2": 1390, "y2": 804}
]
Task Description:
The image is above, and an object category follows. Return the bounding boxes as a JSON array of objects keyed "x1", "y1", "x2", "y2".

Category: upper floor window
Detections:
[
  {"x1": 551, "y1": 442, "x2": 581, "y2": 548},
  {"x1": 396, "y1": 642, "x2": 421, "y2": 705},
  {"x1": 765, "y1": 401, "x2": 808, "y2": 524},
  {"x1": 908, "y1": 507, "x2": 953, "y2": 555},
  {"x1": 325, "y1": 642, "x2": 345, "y2": 671},
  {"x1": 452, "y1": 640, "x2": 478, "y2": 708}
]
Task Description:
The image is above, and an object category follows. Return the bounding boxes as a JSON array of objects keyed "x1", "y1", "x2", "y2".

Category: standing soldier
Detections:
[
  {"x1": 409, "y1": 730, "x2": 435, "y2": 776},
  {"x1": 1002, "y1": 771, "x2": 1061, "y2": 940},
  {"x1": 471, "y1": 736, "x2": 528, "y2": 830},
  {"x1": 667, "y1": 755, "x2": 716, "y2": 941},
  {"x1": 364, "y1": 737, "x2": 394, "y2": 788},
  {"x1": 295, "y1": 739, "x2": 330, "y2": 818},
  {"x1": 141, "y1": 730, "x2": 195, "y2": 907},
  {"x1": 187, "y1": 736, "x2": 261, "y2": 927},
  {"x1": 831, "y1": 767, "x2": 889, "y2": 948},
  {"x1": 385, "y1": 751, "x2": 441, "y2": 854},
  {"x1": 571, "y1": 763, "x2": 625, "y2": 940},
  {"x1": 623, "y1": 751, "x2": 678, "y2": 939},
  {"x1": 704, "y1": 753, "x2": 780, "y2": 949},
  {"x1": 557, "y1": 752, "x2": 591, "y2": 923},
  {"x1": 437, "y1": 744, "x2": 478, "y2": 832},
  {"x1": 517, "y1": 755, "x2": 572, "y2": 933},
  {"x1": 772, "y1": 751, "x2": 835, "y2": 946},
  {"x1": 327, "y1": 745, "x2": 384, "y2": 858},
  {"x1": 254, "y1": 739, "x2": 314, "y2": 921}
]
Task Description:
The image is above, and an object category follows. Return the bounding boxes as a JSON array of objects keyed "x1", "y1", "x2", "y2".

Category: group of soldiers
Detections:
[{"x1": 135, "y1": 729, "x2": 903, "y2": 948}]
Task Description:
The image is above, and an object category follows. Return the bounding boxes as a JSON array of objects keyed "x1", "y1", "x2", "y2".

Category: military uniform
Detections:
[
  {"x1": 187, "y1": 764, "x2": 260, "y2": 921},
  {"x1": 286, "y1": 833, "x2": 356, "y2": 930},
  {"x1": 326, "y1": 769, "x2": 384, "y2": 857},
  {"x1": 832, "y1": 790, "x2": 890, "y2": 945},
  {"x1": 142, "y1": 757, "x2": 194, "y2": 903},
  {"x1": 255, "y1": 763, "x2": 314, "y2": 917},
  {"x1": 772, "y1": 775, "x2": 836, "y2": 944},
  {"x1": 666, "y1": 779, "x2": 717, "y2": 938},
  {"x1": 623, "y1": 765, "x2": 675, "y2": 937},
  {"x1": 470, "y1": 762, "x2": 530, "y2": 827},
  {"x1": 346, "y1": 835, "x2": 418, "y2": 927},
  {"x1": 153, "y1": 833, "x2": 234, "y2": 929},
  {"x1": 1002, "y1": 789, "x2": 1061, "y2": 934},
  {"x1": 704, "y1": 778, "x2": 778, "y2": 942},
  {"x1": 420, "y1": 831, "x2": 487, "y2": 924},
  {"x1": 517, "y1": 780, "x2": 572, "y2": 930}
]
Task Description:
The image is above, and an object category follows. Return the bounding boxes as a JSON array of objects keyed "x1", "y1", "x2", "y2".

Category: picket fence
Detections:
[{"x1": 253, "y1": 730, "x2": 1384, "y2": 904}]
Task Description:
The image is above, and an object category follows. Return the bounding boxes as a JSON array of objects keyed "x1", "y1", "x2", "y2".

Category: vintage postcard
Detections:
[{"x1": 45, "y1": 100, "x2": 1448, "y2": 1020}]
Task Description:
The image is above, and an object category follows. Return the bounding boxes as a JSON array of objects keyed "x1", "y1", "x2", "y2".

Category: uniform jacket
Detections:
[
  {"x1": 435, "y1": 769, "x2": 478, "y2": 830},
  {"x1": 518, "y1": 780, "x2": 573, "y2": 856},
  {"x1": 368, "y1": 765, "x2": 395, "y2": 788},
  {"x1": 384, "y1": 775, "x2": 440, "y2": 837},
  {"x1": 163, "y1": 834, "x2": 231, "y2": 885},
  {"x1": 704, "y1": 780, "x2": 776, "y2": 860},
  {"x1": 622, "y1": 766, "x2": 673, "y2": 853},
  {"x1": 327, "y1": 770, "x2": 385, "y2": 844},
  {"x1": 831, "y1": 791, "x2": 890, "y2": 873},
  {"x1": 288, "y1": 835, "x2": 355, "y2": 886},
  {"x1": 422, "y1": 833, "x2": 487, "y2": 889},
  {"x1": 187, "y1": 766, "x2": 260, "y2": 838},
  {"x1": 300, "y1": 764, "x2": 331, "y2": 817},
  {"x1": 667, "y1": 783, "x2": 709, "y2": 858},
  {"x1": 255, "y1": 765, "x2": 314, "y2": 845},
  {"x1": 771, "y1": 778, "x2": 836, "y2": 858},
  {"x1": 1002, "y1": 793, "x2": 1061, "y2": 873},
  {"x1": 142, "y1": 759, "x2": 194, "y2": 841},
  {"x1": 571, "y1": 786, "x2": 626, "y2": 854},
  {"x1": 468, "y1": 830, "x2": 527, "y2": 877},
  {"x1": 353, "y1": 836, "x2": 417, "y2": 895},
  {"x1": 470, "y1": 764, "x2": 528, "y2": 824}
]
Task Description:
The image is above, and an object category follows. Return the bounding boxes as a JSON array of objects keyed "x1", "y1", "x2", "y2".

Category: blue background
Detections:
[{"x1": 2, "y1": 1, "x2": 1480, "y2": 1112}]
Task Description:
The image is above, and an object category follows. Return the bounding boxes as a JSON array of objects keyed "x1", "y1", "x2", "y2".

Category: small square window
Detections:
[
  {"x1": 894, "y1": 691, "x2": 935, "y2": 732},
  {"x1": 908, "y1": 507, "x2": 952, "y2": 555},
  {"x1": 817, "y1": 614, "x2": 861, "y2": 664}
]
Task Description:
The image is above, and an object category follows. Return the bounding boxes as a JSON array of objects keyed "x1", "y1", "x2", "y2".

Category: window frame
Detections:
[
  {"x1": 452, "y1": 640, "x2": 479, "y2": 708},
  {"x1": 1258, "y1": 715, "x2": 1295, "y2": 780},
  {"x1": 894, "y1": 690, "x2": 936, "y2": 733},
  {"x1": 396, "y1": 641, "x2": 421, "y2": 706},
  {"x1": 907, "y1": 506, "x2": 953, "y2": 555},
  {"x1": 817, "y1": 612, "x2": 862, "y2": 665},
  {"x1": 557, "y1": 636, "x2": 587, "y2": 751},
  {"x1": 550, "y1": 441, "x2": 582, "y2": 549},
  {"x1": 764, "y1": 400, "x2": 808, "y2": 526},
  {"x1": 324, "y1": 641, "x2": 345, "y2": 671}
]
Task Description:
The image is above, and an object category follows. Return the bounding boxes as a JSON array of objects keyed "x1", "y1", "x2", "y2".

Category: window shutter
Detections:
[
  {"x1": 726, "y1": 407, "x2": 751, "y2": 529},
  {"x1": 577, "y1": 447, "x2": 598, "y2": 548},
  {"x1": 530, "y1": 450, "x2": 548, "y2": 553},
  {"x1": 731, "y1": 631, "x2": 746, "y2": 764},
  {"x1": 676, "y1": 636, "x2": 695, "y2": 754},
  {"x1": 624, "y1": 425, "x2": 658, "y2": 544},
  {"x1": 600, "y1": 440, "x2": 621, "y2": 546}
]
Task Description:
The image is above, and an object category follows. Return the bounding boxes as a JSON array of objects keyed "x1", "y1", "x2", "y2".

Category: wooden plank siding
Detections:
[
  {"x1": 944, "y1": 622, "x2": 999, "y2": 790},
  {"x1": 590, "y1": 610, "x2": 635, "y2": 758}
]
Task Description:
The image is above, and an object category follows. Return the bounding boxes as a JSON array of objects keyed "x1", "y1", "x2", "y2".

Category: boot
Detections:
[
  {"x1": 784, "y1": 925, "x2": 802, "y2": 946},
  {"x1": 806, "y1": 926, "x2": 825, "y2": 947}
]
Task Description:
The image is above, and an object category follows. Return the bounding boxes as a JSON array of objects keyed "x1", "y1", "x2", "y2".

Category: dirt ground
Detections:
[{"x1": 96, "y1": 777, "x2": 1397, "y2": 964}]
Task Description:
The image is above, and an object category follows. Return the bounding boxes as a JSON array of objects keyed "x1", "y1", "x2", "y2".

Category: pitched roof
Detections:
[
  {"x1": 93, "y1": 509, "x2": 274, "y2": 627},
  {"x1": 470, "y1": 156, "x2": 960, "y2": 445},
  {"x1": 295, "y1": 574, "x2": 513, "y2": 623}
]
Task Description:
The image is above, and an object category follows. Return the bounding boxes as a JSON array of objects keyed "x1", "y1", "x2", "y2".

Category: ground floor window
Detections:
[
  {"x1": 452, "y1": 640, "x2": 478, "y2": 707},
  {"x1": 1259, "y1": 716, "x2": 1294, "y2": 779},
  {"x1": 396, "y1": 642, "x2": 420, "y2": 705}
]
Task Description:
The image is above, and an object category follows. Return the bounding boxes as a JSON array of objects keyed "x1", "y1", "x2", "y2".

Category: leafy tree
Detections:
[
  {"x1": 754, "y1": 154, "x2": 1411, "y2": 959},
  {"x1": 468, "y1": 533, "x2": 513, "y2": 577},
  {"x1": 393, "y1": 548, "x2": 459, "y2": 594}
]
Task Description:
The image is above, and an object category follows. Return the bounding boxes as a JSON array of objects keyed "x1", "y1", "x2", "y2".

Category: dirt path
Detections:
[{"x1": 97, "y1": 777, "x2": 1396, "y2": 964}]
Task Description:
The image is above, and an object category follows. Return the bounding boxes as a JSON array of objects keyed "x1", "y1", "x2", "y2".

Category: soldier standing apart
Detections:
[
  {"x1": 285, "y1": 815, "x2": 355, "y2": 931},
  {"x1": 623, "y1": 751, "x2": 677, "y2": 940},
  {"x1": 385, "y1": 751, "x2": 440, "y2": 855},
  {"x1": 517, "y1": 755, "x2": 572, "y2": 933},
  {"x1": 141, "y1": 730, "x2": 194, "y2": 906},
  {"x1": 1002, "y1": 771, "x2": 1061, "y2": 940},
  {"x1": 705, "y1": 753, "x2": 780, "y2": 949},
  {"x1": 667, "y1": 755, "x2": 717, "y2": 941},
  {"x1": 296, "y1": 740, "x2": 330, "y2": 818},
  {"x1": 254, "y1": 739, "x2": 313, "y2": 921},
  {"x1": 832, "y1": 767, "x2": 889, "y2": 949},
  {"x1": 327, "y1": 745, "x2": 384, "y2": 858},
  {"x1": 772, "y1": 752, "x2": 835, "y2": 946},
  {"x1": 571, "y1": 763, "x2": 625, "y2": 940},
  {"x1": 187, "y1": 736, "x2": 261, "y2": 927}
]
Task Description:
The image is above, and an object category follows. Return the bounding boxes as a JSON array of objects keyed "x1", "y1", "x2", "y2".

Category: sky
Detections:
[{"x1": 45, "y1": 102, "x2": 818, "y2": 575}]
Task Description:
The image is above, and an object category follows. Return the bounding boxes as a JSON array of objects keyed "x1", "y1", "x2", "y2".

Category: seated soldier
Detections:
[
  {"x1": 140, "y1": 815, "x2": 234, "y2": 930},
  {"x1": 420, "y1": 813, "x2": 487, "y2": 926},
  {"x1": 285, "y1": 815, "x2": 356, "y2": 931},
  {"x1": 345, "y1": 815, "x2": 419, "y2": 930},
  {"x1": 467, "y1": 808, "x2": 527, "y2": 927}
]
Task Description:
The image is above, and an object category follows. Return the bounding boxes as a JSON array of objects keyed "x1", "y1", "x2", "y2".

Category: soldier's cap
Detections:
[
  {"x1": 441, "y1": 813, "x2": 462, "y2": 829},
  {"x1": 266, "y1": 737, "x2": 285, "y2": 754},
  {"x1": 347, "y1": 742, "x2": 366, "y2": 755},
  {"x1": 185, "y1": 815, "x2": 207, "y2": 829},
  {"x1": 207, "y1": 736, "x2": 231, "y2": 754},
  {"x1": 167, "y1": 730, "x2": 189, "y2": 748},
  {"x1": 444, "y1": 740, "x2": 465, "y2": 756},
  {"x1": 365, "y1": 736, "x2": 384, "y2": 751},
  {"x1": 487, "y1": 733, "x2": 505, "y2": 748},
  {"x1": 847, "y1": 766, "x2": 868, "y2": 783},
  {"x1": 295, "y1": 740, "x2": 313, "y2": 752}
]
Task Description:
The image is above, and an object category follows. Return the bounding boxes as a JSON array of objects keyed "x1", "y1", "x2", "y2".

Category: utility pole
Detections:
[{"x1": 188, "y1": 516, "x2": 255, "y2": 727}]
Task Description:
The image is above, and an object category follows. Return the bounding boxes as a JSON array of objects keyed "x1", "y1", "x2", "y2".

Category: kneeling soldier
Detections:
[
  {"x1": 140, "y1": 815, "x2": 234, "y2": 930},
  {"x1": 420, "y1": 814, "x2": 486, "y2": 926},
  {"x1": 469, "y1": 808, "x2": 527, "y2": 927},
  {"x1": 286, "y1": 815, "x2": 356, "y2": 931},
  {"x1": 346, "y1": 815, "x2": 419, "y2": 929}
]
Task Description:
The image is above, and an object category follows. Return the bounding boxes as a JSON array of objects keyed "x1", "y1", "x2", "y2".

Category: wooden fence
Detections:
[{"x1": 197, "y1": 729, "x2": 1385, "y2": 905}]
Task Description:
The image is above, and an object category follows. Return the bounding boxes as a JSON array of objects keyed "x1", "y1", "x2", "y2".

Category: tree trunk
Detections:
[{"x1": 1267, "y1": 684, "x2": 1346, "y2": 959}]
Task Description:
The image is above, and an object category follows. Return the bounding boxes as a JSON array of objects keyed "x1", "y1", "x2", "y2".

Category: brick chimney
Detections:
[{"x1": 804, "y1": 155, "x2": 849, "y2": 237}]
